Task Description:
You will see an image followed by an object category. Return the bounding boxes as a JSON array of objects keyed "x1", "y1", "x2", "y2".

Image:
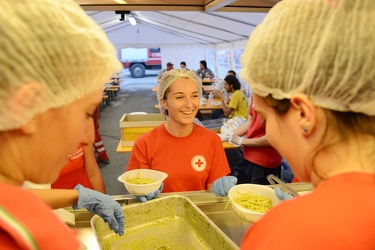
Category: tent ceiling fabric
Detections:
[
  {"x1": 85, "y1": 10, "x2": 268, "y2": 47},
  {"x1": 77, "y1": 0, "x2": 274, "y2": 48}
]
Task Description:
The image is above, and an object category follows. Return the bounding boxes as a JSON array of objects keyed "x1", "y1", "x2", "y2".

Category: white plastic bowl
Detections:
[
  {"x1": 228, "y1": 184, "x2": 280, "y2": 222},
  {"x1": 118, "y1": 169, "x2": 168, "y2": 196}
]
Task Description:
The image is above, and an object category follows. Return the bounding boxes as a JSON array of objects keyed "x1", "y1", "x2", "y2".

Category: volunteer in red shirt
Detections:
[
  {"x1": 0, "y1": 1, "x2": 124, "y2": 248},
  {"x1": 238, "y1": 0, "x2": 375, "y2": 248},
  {"x1": 52, "y1": 144, "x2": 106, "y2": 193},
  {"x1": 228, "y1": 95, "x2": 282, "y2": 184}
]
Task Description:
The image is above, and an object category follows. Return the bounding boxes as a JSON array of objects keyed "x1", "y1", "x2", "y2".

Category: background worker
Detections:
[
  {"x1": 180, "y1": 61, "x2": 189, "y2": 70},
  {"x1": 228, "y1": 95, "x2": 282, "y2": 184},
  {"x1": 221, "y1": 75, "x2": 249, "y2": 119},
  {"x1": 93, "y1": 107, "x2": 110, "y2": 164},
  {"x1": 126, "y1": 69, "x2": 237, "y2": 200},
  {"x1": 157, "y1": 62, "x2": 174, "y2": 79},
  {"x1": 215, "y1": 72, "x2": 248, "y2": 98},
  {"x1": 239, "y1": 0, "x2": 375, "y2": 248},
  {"x1": 196, "y1": 60, "x2": 215, "y2": 79},
  {"x1": 0, "y1": 1, "x2": 124, "y2": 248},
  {"x1": 212, "y1": 70, "x2": 236, "y2": 119},
  {"x1": 213, "y1": 70, "x2": 237, "y2": 99},
  {"x1": 52, "y1": 144, "x2": 106, "y2": 193}
]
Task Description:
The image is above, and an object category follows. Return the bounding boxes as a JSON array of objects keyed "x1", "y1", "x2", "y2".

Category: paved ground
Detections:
[{"x1": 98, "y1": 70, "x2": 160, "y2": 195}]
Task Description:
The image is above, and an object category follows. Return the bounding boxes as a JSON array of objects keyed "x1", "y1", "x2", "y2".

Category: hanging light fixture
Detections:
[{"x1": 115, "y1": 10, "x2": 136, "y2": 25}]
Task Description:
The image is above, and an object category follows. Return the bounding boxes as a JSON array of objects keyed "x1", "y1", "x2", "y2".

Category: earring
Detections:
[{"x1": 302, "y1": 122, "x2": 311, "y2": 133}]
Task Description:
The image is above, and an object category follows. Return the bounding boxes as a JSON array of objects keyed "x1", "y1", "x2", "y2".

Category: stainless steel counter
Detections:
[{"x1": 68, "y1": 182, "x2": 313, "y2": 249}]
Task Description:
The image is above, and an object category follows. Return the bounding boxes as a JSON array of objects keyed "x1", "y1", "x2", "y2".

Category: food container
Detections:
[
  {"x1": 117, "y1": 169, "x2": 168, "y2": 196},
  {"x1": 228, "y1": 184, "x2": 280, "y2": 222},
  {"x1": 211, "y1": 101, "x2": 221, "y2": 106},
  {"x1": 119, "y1": 113, "x2": 166, "y2": 146},
  {"x1": 91, "y1": 195, "x2": 239, "y2": 249}
]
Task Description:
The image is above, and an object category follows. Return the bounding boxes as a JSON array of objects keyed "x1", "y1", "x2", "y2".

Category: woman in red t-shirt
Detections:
[{"x1": 52, "y1": 144, "x2": 106, "y2": 193}]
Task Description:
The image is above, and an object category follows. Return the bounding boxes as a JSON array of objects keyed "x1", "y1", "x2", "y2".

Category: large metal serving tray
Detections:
[{"x1": 91, "y1": 195, "x2": 239, "y2": 250}]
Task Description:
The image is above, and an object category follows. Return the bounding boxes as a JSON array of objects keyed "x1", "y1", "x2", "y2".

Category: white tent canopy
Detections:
[
  {"x1": 87, "y1": 10, "x2": 267, "y2": 80},
  {"x1": 87, "y1": 11, "x2": 267, "y2": 47}
]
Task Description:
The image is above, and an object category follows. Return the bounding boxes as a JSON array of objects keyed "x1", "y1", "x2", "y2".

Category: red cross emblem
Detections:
[{"x1": 191, "y1": 155, "x2": 206, "y2": 172}]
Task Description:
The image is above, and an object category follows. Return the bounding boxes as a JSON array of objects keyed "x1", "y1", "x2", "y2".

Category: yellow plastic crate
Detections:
[{"x1": 119, "y1": 113, "x2": 166, "y2": 146}]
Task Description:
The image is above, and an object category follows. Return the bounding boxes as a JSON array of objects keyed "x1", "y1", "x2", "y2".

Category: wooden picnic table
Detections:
[
  {"x1": 198, "y1": 98, "x2": 222, "y2": 110},
  {"x1": 101, "y1": 84, "x2": 120, "y2": 107},
  {"x1": 201, "y1": 78, "x2": 218, "y2": 85}
]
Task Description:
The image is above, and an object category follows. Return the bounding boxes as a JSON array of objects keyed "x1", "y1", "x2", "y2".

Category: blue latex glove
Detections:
[
  {"x1": 73, "y1": 184, "x2": 124, "y2": 236},
  {"x1": 275, "y1": 187, "x2": 294, "y2": 200},
  {"x1": 211, "y1": 176, "x2": 238, "y2": 196},
  {"x1": 137, "y1": 182, "x2": 164, "y2": 203}
]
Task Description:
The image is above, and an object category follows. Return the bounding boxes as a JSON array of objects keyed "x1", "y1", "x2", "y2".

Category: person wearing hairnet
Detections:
[
  {"x1": 126, "y1": 69, "x2": 237, "y2": 201},
  {"x1": 239, "y1": 0, "x2": 375, "y2": 249},
  {"x1": 0, "y1": 0, "x2": 124, "y2": 248}
]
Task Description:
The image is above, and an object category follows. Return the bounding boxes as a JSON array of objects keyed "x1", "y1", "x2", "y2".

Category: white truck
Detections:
[{"x1": 120, "y1": 48, "x2": 162, "y2": 78}]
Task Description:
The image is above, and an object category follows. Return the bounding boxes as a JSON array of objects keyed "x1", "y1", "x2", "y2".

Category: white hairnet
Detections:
[
  {"x1": 0, "y1": 0, "x2": 122, "y2": 131},
  {"x1": 157, "y1": 69, "x2": 202, "y2": 115},
  {"x1": 240, "y1": 0, "x2": 375, "y2": 116}
]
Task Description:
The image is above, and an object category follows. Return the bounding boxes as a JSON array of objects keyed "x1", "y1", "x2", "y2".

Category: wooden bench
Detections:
[
  {"x1": 100, "y1": 94, "x2": 109, "y2": 110},
  {"x1": 104, "y1": 86, "x2": 119, "y2": 100},
  {"x1": 200, "y1": 110, "x2": 212, "y2": 115},
  {"x1": 101, "y1": 85, "x2": 119, "y2": 108},
  {"x1": 105, "y1": 86, "x2": 119, "y2": 91}
]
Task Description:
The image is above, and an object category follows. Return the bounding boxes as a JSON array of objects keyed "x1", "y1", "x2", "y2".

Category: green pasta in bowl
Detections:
[
  {"x1": 118, "y1": 169, "x2": 168, "y2": 196},
  {"x1": 228, "y1": 184, "x2": 280, "y2": 222},
  {"x1": 233, "y1": 191, "x2": 273, "y2": 213},
  {"x1": 125, "y1": 175, "x2": 156, "y2": 185}
]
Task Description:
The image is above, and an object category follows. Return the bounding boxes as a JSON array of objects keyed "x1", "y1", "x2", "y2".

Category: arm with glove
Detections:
[
  {"x1": 229, "y1": 133, "x2": 270, "y2": 147},
  {"x1": 274, "y1": 187, "x2": 294, "y2": 200},
  {"x1": 31, "y1": 187, "x2": 125, "y2": 235},
  {"x1": 222, "y1": 117, "x2": 252, "y2": 145},
  {"x1": 211, "y1": 176, "x2": 238, "y2": 196},
  {"x1": 211, "y1": 177, "x2": 297, "y2": 199},
  {"x1": 74, "y1": 184, "x2": 124, "y2": 235},
  {"x1": 226, "y1": 117, "x2": 268, "y2": 147},
  {"x1": 226, "y1": 131, "x2": 244, "y2": 146},
  {"x1": 136, "y1": 182, "x2": 164, "y2": 203},
  {"x1": 209, "y1": 133, "x2": 238, "y2": 196}
]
